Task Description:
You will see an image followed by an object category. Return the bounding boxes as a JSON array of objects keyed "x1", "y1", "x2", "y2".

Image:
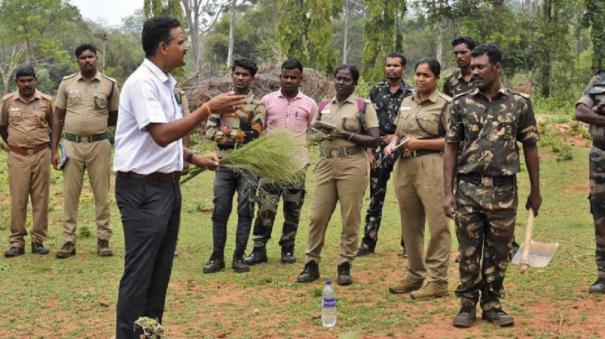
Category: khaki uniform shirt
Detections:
[
  {"x1": 577, "y1": 70, "x2": 605, "y2": 146},
  {"x1": 55, "y1": 72, "x2": 119, "y2": 135},
  {"x1": 205, "y1": 91, "x2": 266, "y2": 157},
  {"x1": 395, "y1": 90, "x2": 450, "y2": 139},
  {"x1": 0, "y1": 90, "x2": 53, "y2": 147},
  {"x1": 443, "y1": 69, "x2": 475, "y2": 98},
  {"x1": 316, "y1": 94, "x2": 379, "y2": 149},
  {"x1": 446, "y1": 87, "x2": 539, "y2": 176}
]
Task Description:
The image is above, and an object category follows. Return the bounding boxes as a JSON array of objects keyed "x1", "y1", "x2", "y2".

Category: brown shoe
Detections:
[
  {"x1": 56, "y1": 242, "x2": 76, "y2": 259},
  {"x1": 97, "y1": 240, "x2": 113, "y2": 257},
  {"x1": 4, "y1": 246, "x2": 25, "y2": 258},
  {"x1": 389, "y1": 279, "x2": 423, "y2": 294},
  {"x1": 410, "y1": 281, "x2": 449, "y2": 299}
]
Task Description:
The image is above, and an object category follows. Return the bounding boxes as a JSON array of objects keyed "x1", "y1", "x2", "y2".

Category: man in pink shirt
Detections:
[{"x1": 245, "y1": 59, "x2": 318, "y2": 265}]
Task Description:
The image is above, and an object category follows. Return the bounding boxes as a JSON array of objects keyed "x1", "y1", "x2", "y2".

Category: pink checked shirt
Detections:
[{"x1": 262, "y1": 90, "x2": 318, "y2": 165}]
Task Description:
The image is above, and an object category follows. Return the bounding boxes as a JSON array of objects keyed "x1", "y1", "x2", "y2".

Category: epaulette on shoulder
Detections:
[
  {"x1": 40, "y1": 92, "x2": 54, "y2": 101},
  {"x1": 452, "y1": 89, "x2": 474, "y2": 101},
  {"x1": 2, "y1": 92, "x2": 14, "y2": 102},
  {"x1": 62, "y1": 73, "x2": 77, "y2": 80},
  {"x1": 437, "y1": 92, "x2": 453, "y2": 103},
  {"x1": 510, "y1": 89, "x2": 530, "y2": 100},
  {"x1": 100, "y1": 73, "x2": 117, "y2": 83}
]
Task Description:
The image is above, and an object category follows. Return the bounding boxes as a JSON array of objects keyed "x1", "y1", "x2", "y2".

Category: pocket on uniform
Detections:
[
  {"x1": 35, "y1": 110, "x2": 48, "y2": 128},
  {"x1": 94, "y1": 95, "x2": 108, "y2": 110}
]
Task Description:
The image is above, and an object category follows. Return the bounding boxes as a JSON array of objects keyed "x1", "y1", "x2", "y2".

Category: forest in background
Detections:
[{"x1": 0, "y1": 0, "x2": 604, "y2": 102}]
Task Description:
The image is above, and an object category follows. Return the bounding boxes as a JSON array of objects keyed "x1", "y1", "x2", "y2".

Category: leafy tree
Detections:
[{"x1": 583, "y1": 0, "x2": 605, "y2": 71}]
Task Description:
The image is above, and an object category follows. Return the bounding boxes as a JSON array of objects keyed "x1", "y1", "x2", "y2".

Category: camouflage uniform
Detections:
[
  {"x1": 577, "y1": 70, "x2": 605, "y2": 279},
  {"x1": 446, "y1": 87, "x2": 539, "y2": 311},
  {"x1": 443, "y1": 69, "x2": 475, "y2": 98},
  {"x1": 205, "y1": 91, "x2": 266, "y2": 260},
  {"x1": 360, "y1": 80, "x2": 413, "y2": 251}
]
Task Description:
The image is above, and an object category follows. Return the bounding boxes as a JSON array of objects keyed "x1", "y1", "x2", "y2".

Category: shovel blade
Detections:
[{"x1": 511, "y1": 240, "x2": 559, "y2": 268}]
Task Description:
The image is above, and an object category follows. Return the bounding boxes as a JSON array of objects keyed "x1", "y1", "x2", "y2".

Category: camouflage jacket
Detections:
[
  {"x1": 446, "y1": 87, "x2": 539, "y2": 177},
  {"x1": 369, "y1": 80, "x2": 414, "y2": 136},
  {"x1": 577, "y1": 70, "x2": 605, "y2": 147},
  {"x1": 443, "y1": 69, "x2": 475, "y2": 98},
  {"x1": 205, "y1": 91, "x2": 266, "y2": 156}
]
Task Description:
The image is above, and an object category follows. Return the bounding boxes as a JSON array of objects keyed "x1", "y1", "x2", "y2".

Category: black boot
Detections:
[
  {"x1": 281, "y1": 245, "x2": 296, "y2": 264},
  {"x1": 244, "y1": 246, "x2": 268, "y2": 265},
  {"x1": 232, "y1": 257, "x2": 250, "y2": 273},
  {"x1": 202, "y1": 253, "x2": 225, "y2": 274},
  {"x1": 296, "y1": 261, "x2": 319, "y2": 283},
  {"x1": 337, "y1": 262, "x2": 353, "y2": 286},
  {"x1": 589, "y1": 278, "x2": 605, "y2": 294}
]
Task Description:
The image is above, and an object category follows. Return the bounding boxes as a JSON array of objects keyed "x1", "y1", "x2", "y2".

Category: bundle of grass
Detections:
[
  {"x1": 181, "y1": 131, "x2": 306, "y2": 185},
  {"x1": 134, "y1": 317, "x2": 165, "y2": 339}
]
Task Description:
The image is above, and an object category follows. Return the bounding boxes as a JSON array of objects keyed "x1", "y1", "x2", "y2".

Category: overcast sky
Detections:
[{"x1": 70, "y1": 0, "x2": 143, "y2": 27}]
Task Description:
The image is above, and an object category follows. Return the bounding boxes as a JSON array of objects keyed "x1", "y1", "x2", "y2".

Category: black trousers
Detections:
[{"x1": 115, "y1": 176, "x2": 181, "y2": 339}]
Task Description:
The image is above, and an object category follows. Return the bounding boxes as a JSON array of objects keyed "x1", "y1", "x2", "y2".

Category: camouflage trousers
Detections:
[
  {"x1": 250, "y1": 171, "x2": 307, "y2": 249},
  {"x1": 589, "y1": 147, "x2": 605, "y2": 278},
  {"x1": 361, "y1": 144, "x2": 400, "y2": 251},
  {"x1": 454, "y1": 177, "x2": 517, "y2": 311}
]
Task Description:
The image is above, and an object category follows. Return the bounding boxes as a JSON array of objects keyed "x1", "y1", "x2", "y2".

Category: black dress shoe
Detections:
[
  {"x1": 232, "y1": 258, "x2": 250, "y2": 273},
  {"x1": 4, "y1": 246, "x2": 25, "y2": 258},
  {"x1": 202, "y1": 257, "x2": 225, "y2": 274},
  {"x1": 482, "y1": 309, "x2": 514, "y2": 327},
  {"x1": 453, "y1": 306, "x2": 476, "y2": 328},
  {"x1": 31, "y1": 242, "x2": 49, "y2": 255},
  {"x1": 56, "y1": 242, "x2": 76, "y2": 259},
  {"x1": 297, "y1": 261, "x2": 320, "y2": 283},
  {"x1": 336, "y1": 262, "x2": 353, "y2": 286},
  {"x1": 589, "y1": 278, "x2": 605, "y2": 294},
  {"x1": 244, "y1": 246, "x2": 268, "y2": 265},
  {"x1": 280, "y1": 246, "x2": 296, "y2": 264}
]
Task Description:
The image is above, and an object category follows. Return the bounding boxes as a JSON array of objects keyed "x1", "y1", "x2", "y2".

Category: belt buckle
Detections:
[
  {"x1": 26, "y1": 148, "x2": 34, "y2": 155},
  {"x1": 80, "y1": 136, "x2": 89, "y2": 143},
  {"x1": 330, "y1": 150, "x2": 340, "y2": 158},
  {"x1": 481, "y1": 176, "x2": 493, "y2": 187}
]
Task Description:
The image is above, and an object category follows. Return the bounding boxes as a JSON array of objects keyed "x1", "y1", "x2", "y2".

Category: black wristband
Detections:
[{"x1": 186, "y1": 152, "x2": 194, "y2": 163}]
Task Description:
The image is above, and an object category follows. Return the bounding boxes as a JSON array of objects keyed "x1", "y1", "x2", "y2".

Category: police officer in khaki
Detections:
[
  {"x1": 297, "y1": 64, "x2": 379, "y2": 286},
  {"x1": 386, "y1": 57, "x2": 451, "y2": 299},
  {"x1": 0, "y1": 65, "x2": 53, "y2": 257},
  {"x1": 51, "y1": 43, "x2": 119, "y2": 258}
]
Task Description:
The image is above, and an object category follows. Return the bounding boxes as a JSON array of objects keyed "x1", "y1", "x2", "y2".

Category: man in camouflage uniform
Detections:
[
  {"x1": 575, "y1": 69, "x2": 605, "y2": 294},
  {"x1": 1, "y1": 65, "x2": 53, "y2": 257},
  {"x1": 357, "y1": 52, "x2": 413, "y2": 256},
  {"x1": 52, "y1": 43, "x2": 119, "y2": 258},
  {"x1": 202, "y1": 58, "x2": 266, "y2": 274},
  {"x1": 443, "y1": 37, "x2": 476, "y2": 97},
  {"x1": 444, "y1": 44, "x2": 541, "y2": 328}
]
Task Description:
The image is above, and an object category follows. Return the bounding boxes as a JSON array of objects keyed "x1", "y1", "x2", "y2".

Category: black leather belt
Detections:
[
  {"x1": 458, "y1": 173, "x2": 515, "y2": 187},
  {"x1": 64, "y1": 131, "x2": 107, "y2": 143},
  {"x1": 117, "y1": 171, "x2": 181, "y2": 183},
  {"x1": 319, "y1": 146, "x2": 363, "y2": 158}
]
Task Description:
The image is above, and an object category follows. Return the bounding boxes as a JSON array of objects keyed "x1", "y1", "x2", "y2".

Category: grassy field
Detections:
[{"x1": 0, "y1": 139, "x2": 604, "y2": 338}]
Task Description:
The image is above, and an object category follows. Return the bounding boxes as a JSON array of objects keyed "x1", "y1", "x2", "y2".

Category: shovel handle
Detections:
[{"x1": 521, "y1": 209, "x2": 535, "y2": 262}]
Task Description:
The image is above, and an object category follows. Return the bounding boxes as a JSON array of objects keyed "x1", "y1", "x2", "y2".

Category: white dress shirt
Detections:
[{"x1": 113, "y1": 59, "x2": 184, "y2": 174}]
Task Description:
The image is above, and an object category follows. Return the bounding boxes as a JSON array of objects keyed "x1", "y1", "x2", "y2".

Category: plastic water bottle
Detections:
[{"x1": 321, "y1": 278, "x2": 337, "y2": 327}]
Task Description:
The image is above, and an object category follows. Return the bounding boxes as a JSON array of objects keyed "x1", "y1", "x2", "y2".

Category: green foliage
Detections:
[{"x1": 583, "y1": 0, "x2": 605, "y2": 70}]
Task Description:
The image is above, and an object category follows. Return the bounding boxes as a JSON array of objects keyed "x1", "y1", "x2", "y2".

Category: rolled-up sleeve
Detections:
[
  {"x1": 517, "y1": 98, "x2": 539, "y2": 144},
  {"x1": 445, "y1": 101, "x2": 463, "y2": 143},
  {"x1": 129, "y1": 79, "x2": 168, "y2": 130}
]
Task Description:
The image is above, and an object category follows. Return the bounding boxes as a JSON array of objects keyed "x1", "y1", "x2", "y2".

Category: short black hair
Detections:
[
  {"x1": 281, "y1": 59, "x2": 303, "y2": 73},
  {"x1": 142, "y1": 16, "x2": 181, "y2": 57},
  {"x1": 471, "y1": 44, "x2": 502, "y2": 65},
  {"x1": 334, "y1": 64, "x2": 360, "y2": 84},
  {"x1": 232, "y1": 58, "x2": 258, "y2": 76},
  {"x1": 75, "y1": 44, "x2": 97, "y2": 58},
  {"x1": 15, "y1": 64, "x2": 36, "y2": 79},
  {"x1": 415, "y1": 57, "x2": 441, "y2": 77},
  {"x1": 386, "y1": 52, "x2": 407, "y2": 66},
  {"x1": 452, "y1": 36, "x2": 476, "y2": 51}
]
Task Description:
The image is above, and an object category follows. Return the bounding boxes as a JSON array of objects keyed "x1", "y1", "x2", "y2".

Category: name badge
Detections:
[
  {"x1": 400, "y1": 106, "x2": 411, "y2": 111},
  {"x1": 68, "y1": 89, "x2": 80, "y2": 96},
  {"x1": 321, "y1": 109, "x2": 330, "y2": 114},
  {"x1": 9, "y1": 107, "x2": 20, "y2": 112}
]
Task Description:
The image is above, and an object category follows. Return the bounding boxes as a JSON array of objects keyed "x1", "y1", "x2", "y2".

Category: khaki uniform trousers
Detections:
[
  {"x1": 394, "y1": 153, "x2": 450, "y2": 283},
  {"x1": 7, "y1": 148, "x2": 51, "y2": 247},
  {"x1": 62, "y1": 139, "x2": 111, "y2": 243},
  {"x1": 305, "y1": 153, "x2": 368, "y2": 265}
]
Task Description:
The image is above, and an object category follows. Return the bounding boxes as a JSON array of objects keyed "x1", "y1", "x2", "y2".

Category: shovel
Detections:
[{"x1": 511, "y1": 209, "x2": 559, "y2": 269}]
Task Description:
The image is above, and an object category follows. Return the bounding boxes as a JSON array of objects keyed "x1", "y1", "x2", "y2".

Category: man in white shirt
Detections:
[{"x1": 114, "y1": 16, "x2": 245, "y2": 339}]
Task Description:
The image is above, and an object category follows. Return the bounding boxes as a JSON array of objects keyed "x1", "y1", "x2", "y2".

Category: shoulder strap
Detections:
[
  {"x1": 318, "y1": 99, "x2": 331, "y2": 122},
  {"x1": 357, "y1": 97, "x2": 367, "y2": 133}
]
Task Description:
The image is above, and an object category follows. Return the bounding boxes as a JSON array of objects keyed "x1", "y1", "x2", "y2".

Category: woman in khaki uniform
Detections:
[
  {"x1": 386, "y1": 57, "x2": 452, "y2": 298},
  {"x1": 297, "y1": 64, "x2": 379, "y2": 286}
]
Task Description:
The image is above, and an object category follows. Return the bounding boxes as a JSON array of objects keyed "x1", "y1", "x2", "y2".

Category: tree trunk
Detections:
[
  {"x1": 227, "y1": 0, "x2": 236, "y2": 67},
  {"x1": 540, "y1": 0, "x2": 552, "y2": 97},
  {"x1": 435, "y1": 24, "x2": 443, "y2": 64},
  {"x1": 342, "y1": 0, "x2": 349, "y2": 63}
]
